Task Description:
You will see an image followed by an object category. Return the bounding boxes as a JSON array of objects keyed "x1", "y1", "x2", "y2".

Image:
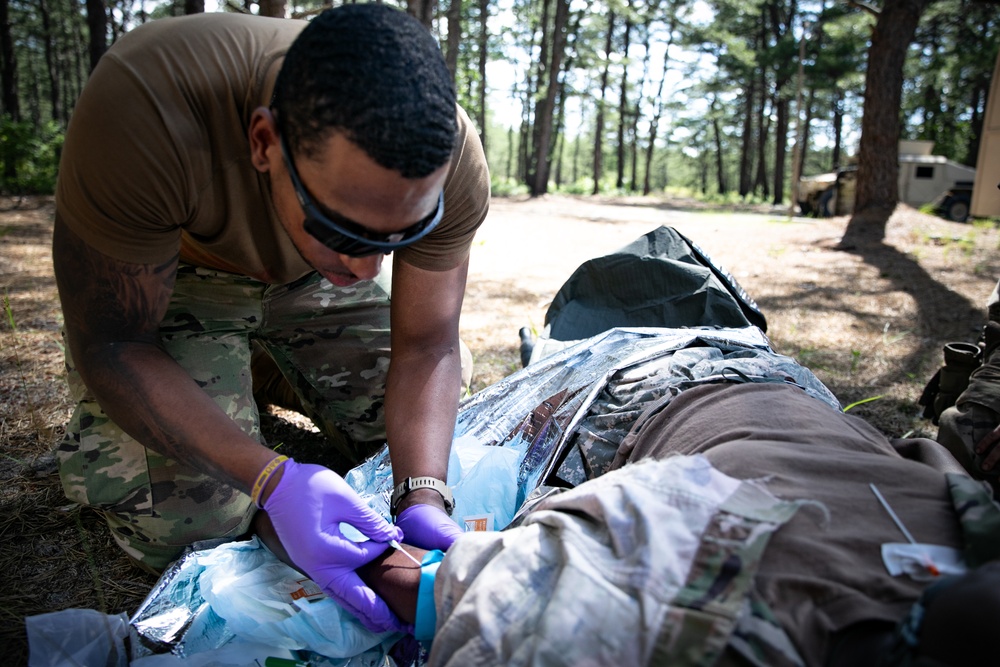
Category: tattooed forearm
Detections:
[
  {"x1": 53, "y1": 217, "x2": 178, "y2": 343},
  {"x1": 52, "y1": 217, "x2": 269, "y2": 490}
]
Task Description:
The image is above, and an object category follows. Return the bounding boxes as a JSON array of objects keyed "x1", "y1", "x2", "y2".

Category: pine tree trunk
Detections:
[
  {"x1": 739, "y1": 80, "x2": 755, "y2": 197},
  {"x1": 518, "y1": 19, "x2": 539, "y2": 183},
  {"x1": 476, "y1": 0, "x2": 488, "y2": 153},
  {"x1": 967, "y1": 81, "x2": 985, "y2": 168},
  {"x1": 644, "y1": 6, "x2": 676, "y2": 196},
  {"x1": 407, "y1": 0, "x2": 437, "y2": 28},
  {"x1": 753, "y1": 78, "x2": 770, "y2": 198},
  {"x1": 643, "y1": 53, "x2": 669, "y2": 195},
  {"x1": 615, "y1": 7, "x2": 632, "y2": 190},
  {"x1": 629, "y1": 16, "x2": 652, "y2": 193},
  {"x1": 573, "y1": 129, "x2": 580, "y2": 184},
  {"x1": 772, "y1": 96, "x2": 788, "y2": 205},
  {"x1": 257, "y1": 0, "x2": 285, "y2": 18},
  {"x1": 0, "y1": 0, "x2": 18, "y2": 121},
  {"x1": 85, "y1": 0, "x2": 106, "y2": 73},
  {"x1": 800, "y1": 86, "x2": 815, "y2": 174},
  {"x1": 592, "y1": 11, "x2": 614, "y2": 195},
  {"x1": 527, "y1": 0, "x2": 568, "y2": 195},
  {"x1": 712, "y1": 98, "x2": 727, "y2": 194},
  {"x1": 39, "y1": 0, "x2": 61, "y2": 123},
  {"x1": 535, "y1": 0, "x2": 551, "y2": 106},
  {"x1": 832, "y1": 89, "x2": 843, "y2": 170},
  {"x1": 445, "y1": 0, "x2": 460, "y2": 80},
  {"x1": 506, "y1": 126, "x2": 514, "y2": 180},
  {"x1": 842, "y1": 0, "x2": 931, "y2": 243}
]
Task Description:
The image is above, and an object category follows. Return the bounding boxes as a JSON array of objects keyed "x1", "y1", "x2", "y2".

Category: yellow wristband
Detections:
[{"x1": 251, "y1": 455, "x2": 289, "y2": 508}]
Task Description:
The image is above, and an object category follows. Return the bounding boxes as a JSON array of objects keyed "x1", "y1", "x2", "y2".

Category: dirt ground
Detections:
[{"x1": 2, "y1": 193, "x2": 998, "y2": 662}]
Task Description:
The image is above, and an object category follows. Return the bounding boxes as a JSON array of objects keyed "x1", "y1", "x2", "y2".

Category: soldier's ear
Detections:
[{"x1": 248, "y1": 108, "x2": 279, "y2": 173}]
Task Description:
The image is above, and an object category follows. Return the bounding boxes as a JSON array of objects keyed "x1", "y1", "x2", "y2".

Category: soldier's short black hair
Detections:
[{"x1": 273, "y1": 4, "x2": 456, "y2": 178}]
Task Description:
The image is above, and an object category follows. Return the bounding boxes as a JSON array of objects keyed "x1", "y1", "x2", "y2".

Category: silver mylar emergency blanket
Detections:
[{"x1": 349, "y1": 326, "x2": 840, "y2": 528}]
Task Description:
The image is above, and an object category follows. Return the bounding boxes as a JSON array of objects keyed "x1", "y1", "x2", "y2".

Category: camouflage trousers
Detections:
[
  {"x1": 57, "y1": 264, "x2": 394, "y2": 572},
  {"x1": 937, "y1": 278, "x2": 1000, "y2": 496},
  {"x1": 937, "y1": 401, "x2": 1000, "y2": 501}
]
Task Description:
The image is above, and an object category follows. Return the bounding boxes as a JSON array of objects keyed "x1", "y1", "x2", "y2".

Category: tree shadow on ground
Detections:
[
  {"x1": 828, "y1": 210, "x2": 985, "y2": 432},
  {"x1": 840, "y1": 208, "x2": 982, "y2": 342},
  {"x1": 0, "y1": 196, "x2": 53, "y2": 213}
]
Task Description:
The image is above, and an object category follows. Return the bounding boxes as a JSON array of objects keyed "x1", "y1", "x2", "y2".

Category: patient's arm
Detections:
[
  {"x1": 889, "y1": 436, "x2": 969, "y2": 475},
  {"x1": 253, "y1": 510, "x2": 424, "y2": 625},
  {"x1": 356, "y1": 547, "x2": 425, "y2": 625}
]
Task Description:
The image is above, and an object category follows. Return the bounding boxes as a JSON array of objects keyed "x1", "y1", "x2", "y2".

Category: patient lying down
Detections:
[{"x1": 260, "y1": 382, "x2": 1000, "y2": 667}]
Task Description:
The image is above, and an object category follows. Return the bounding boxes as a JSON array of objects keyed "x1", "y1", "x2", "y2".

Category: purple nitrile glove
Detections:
[
  {"x1": 395, "y1": 503, "x2": 464, "y2": 552},
  {"x1": 262, "y1": 459, "x2": 406, "y2": 633}
]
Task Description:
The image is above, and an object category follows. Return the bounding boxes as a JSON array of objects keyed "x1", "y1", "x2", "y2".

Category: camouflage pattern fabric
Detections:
[
  {"x1": 559, "y1": 345, "x2": 839, "y2": 485},
  {"x1": 57, "y1": 264, "x2": 392, "y2": 571},
  {"x1": 660, "y1": 481, "x2": 806, "y2": 667},
  {"x1": 726, "y1": 592, "x2": 807, "y2": 667},
  {"x1": 937, "y1": 403, "x2": 1000, "y2": 489},
  {"x1": 936, "y1": 279, "x2": 1000, "y2": 495},
  {"x1": 945, "y1": 471, "x2": 1000, "y2": 567},
  {"x1": 429, "y1": 456, "x2": 806, "y2": 667}
]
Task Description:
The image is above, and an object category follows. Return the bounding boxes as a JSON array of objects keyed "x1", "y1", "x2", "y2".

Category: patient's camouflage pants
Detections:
[{"x1": 57, "y1": 265, "x2": 392, "y2": 572}]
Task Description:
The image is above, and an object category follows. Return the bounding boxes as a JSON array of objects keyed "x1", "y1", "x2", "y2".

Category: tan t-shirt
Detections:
[{"x1": 56, "y1": 13, "x2": 490, "y2": 284}]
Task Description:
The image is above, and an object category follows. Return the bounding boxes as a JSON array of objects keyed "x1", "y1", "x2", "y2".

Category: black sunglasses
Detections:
[{"x1": 279, "y1": 133, "x2": 444, "y2": 257}]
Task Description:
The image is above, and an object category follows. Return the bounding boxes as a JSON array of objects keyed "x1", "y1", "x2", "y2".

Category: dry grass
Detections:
[
  {"x1": 1, "y1": 198, "x2": 158, "y2": 663},
  {"x1": 2, "y1": 194, "x2": 997, "y2": 663}
]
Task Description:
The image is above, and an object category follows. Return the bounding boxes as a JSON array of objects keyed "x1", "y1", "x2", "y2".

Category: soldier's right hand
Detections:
[{"x1": 261, "y1": 458, "x2": 409, "y2": 633}]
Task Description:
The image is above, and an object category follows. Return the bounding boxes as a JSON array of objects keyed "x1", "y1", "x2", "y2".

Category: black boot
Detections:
[
  {"x1": 920, "y1": 341, "x2": 982, "y2": 424},
  {"x1": 519, "y1": 327, "x2": 535, "y2": 368}
]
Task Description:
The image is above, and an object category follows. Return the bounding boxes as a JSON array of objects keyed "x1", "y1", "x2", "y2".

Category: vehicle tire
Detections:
[
  {"x1": 946, "y1": 198, "x2": 970, "y2": 223},
  {"x1": 818, "y1": 188, "x2": 835, "y2": 217}
]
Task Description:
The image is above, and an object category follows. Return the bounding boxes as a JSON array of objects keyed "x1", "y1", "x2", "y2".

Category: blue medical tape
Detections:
[{"x1": 414, "y1": 549, "x2": 445, "y2": 643}]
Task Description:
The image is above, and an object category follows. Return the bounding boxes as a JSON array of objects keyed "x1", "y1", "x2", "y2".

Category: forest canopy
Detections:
[{"x1": 0, "y1": 0, "x2": 997, "y2": 206}]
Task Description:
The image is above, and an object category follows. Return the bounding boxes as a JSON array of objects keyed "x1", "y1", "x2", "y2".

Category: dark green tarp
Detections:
[{"x1": 544, "y1": 225, "x2": 767, "y2": 341}]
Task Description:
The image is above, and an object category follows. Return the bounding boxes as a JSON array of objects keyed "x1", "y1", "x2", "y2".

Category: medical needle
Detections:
[
  {"x1": 869, "y1": 483, "x2": 939, "y2": 576},
  {"x1": 339, "y1": 521, "x2": 422, "y2": 566},
  {"x1": 389, "y1": 539, "x2": 422, "y2": 567}
]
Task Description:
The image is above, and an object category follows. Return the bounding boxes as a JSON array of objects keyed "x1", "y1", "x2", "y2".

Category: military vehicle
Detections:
[{"x1": 797, "y1": 140, "x2": 976, "y2": 222}]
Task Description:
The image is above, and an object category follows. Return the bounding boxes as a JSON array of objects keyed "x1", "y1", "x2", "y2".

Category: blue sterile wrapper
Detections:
[{"x1": 128, "y1": 537, "x2": 396, "y2": 666}]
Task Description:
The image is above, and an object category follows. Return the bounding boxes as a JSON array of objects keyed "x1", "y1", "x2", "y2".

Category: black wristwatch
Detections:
[{"x1": 390, "y1": 476, "x2": 455, "y2": 517}]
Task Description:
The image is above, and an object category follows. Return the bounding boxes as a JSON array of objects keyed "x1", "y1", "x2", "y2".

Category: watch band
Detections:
[{"x1": 391, "y1": 476, "x2": 455, "y2": 516}]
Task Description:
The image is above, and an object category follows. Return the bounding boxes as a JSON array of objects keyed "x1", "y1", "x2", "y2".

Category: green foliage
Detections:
[
  {"x1": 903, "y1": 0, "x2": 1000, "y2": 165},
  {"x1": 490, "y1": 177, "x2": 530, "y2": 197},
  {"x1": 0, "y1": 118, "x2": 63, "y2": 195},
  {"x1": 451, "y1": 0, "x2": 494, "y2": 119},
  {"x1": 696, "y1": 188, "x2": 766, "y2": 206},
  {"x1": 555, "y1": 178, "x2": 596, "y2": 195},
  {"x1": 0, "y1": 0, "x2": 984, "y2": 205}
]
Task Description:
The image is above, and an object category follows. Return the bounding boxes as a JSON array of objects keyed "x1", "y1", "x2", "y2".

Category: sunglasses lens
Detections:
[
  {"x1": 304, "y1": 217, "x2": 383, "y2": 256},
  {"x1": 284, "y1": 134, "x2": 444, "y2": 257},
  {"x1": 303, "y1": 192, "x2": 444, "y2": 257}
]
